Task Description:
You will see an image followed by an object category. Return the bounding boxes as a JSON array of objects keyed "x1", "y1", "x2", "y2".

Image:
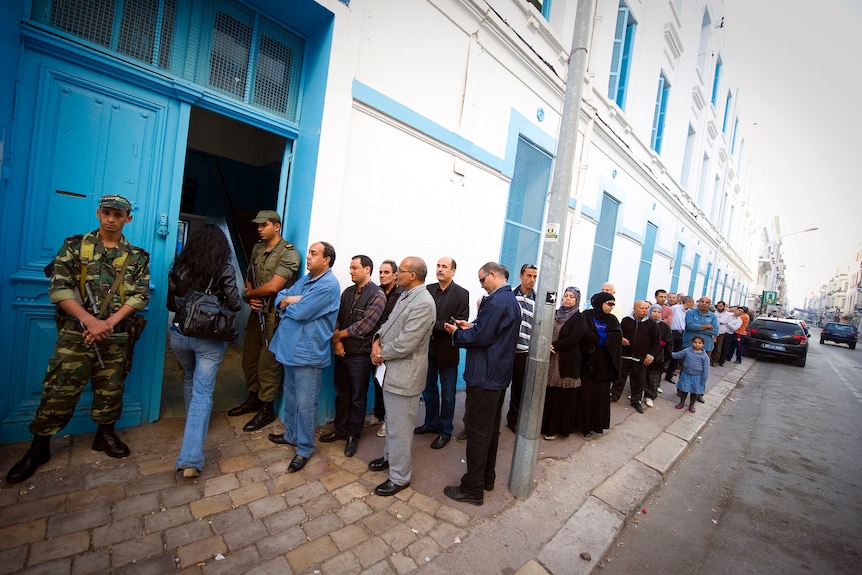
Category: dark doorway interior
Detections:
[{"x1": 161, "y1": 106, "x2": 289, "y2": 418}]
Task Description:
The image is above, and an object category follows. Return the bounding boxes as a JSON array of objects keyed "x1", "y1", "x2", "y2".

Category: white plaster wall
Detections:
[{"x1": 308, "y1": 0, "x2": 753, "y2": 309}]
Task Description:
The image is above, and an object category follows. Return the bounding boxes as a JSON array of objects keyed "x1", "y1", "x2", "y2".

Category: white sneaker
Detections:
[
  {"x1": 376, "y1": 422, "x2": 386, "y2": 437},
  {"x1": 657, "y1": 387, "x2": 664, "y2": 394},
  {"x1": 543, "y1": 434, "x2": 558, "y2": 441},
  {"x1": 645, "y1": 398, "x2": 654, "y2": 408}
]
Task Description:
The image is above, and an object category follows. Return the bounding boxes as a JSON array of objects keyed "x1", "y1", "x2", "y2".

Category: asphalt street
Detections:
[{"x1": 599, "y1": 328, "x2": 862, "y2": 574}]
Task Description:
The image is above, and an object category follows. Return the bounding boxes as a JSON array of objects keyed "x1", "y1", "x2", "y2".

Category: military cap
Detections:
[
  {"x1": 99, "y1": 194, "x2": 132, "y2": 213},
  {"x1": 252, "y1": 210, "x2": 281, "y2": 224}
]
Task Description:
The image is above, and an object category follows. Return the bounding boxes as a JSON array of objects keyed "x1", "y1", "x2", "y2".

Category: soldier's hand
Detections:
[
  {"x1": 83, "y1": 318, "x2": 113, "y2": 342},
  {"x1": 248, "y1": 297, "x2": 263, "y2": 311}
]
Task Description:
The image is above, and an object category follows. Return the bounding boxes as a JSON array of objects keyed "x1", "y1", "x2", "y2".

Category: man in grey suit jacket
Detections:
[{"x1": 369, "y1": 257, "x2": 437, "y2": 497}]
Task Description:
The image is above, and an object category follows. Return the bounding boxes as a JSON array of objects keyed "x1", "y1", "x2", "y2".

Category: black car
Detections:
[
  {"x1": 744, "y1": 317, "x2": 808, "y2": 367},
  {"x1": 820, "y1": 322, "x2": 858, "y2": 349}
]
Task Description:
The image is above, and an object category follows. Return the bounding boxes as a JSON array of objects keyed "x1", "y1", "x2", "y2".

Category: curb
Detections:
[{"x1": 528, "y1": 362, "x2": 754, "y2": 575}]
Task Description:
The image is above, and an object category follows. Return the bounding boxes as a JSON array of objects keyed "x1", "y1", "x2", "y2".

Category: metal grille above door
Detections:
[{"x1": 30, "y1": 0, "x2": 305, "y2": 122}]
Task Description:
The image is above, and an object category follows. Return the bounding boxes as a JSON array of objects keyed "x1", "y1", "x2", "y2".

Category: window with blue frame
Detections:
[
  {"x1": 634, "y1": 222, "x2": 658, "y2": 300},
  {"x1": 711, "y1": 56, "x2": 722, "y2": 105},
  {"x1": 527, "y1": 0, "x2": 553, "y2": 20},
  {"x1": 30, "y1": 0, "x2": 305, "y2": 122},
  {"x1": 651, "y1": 73, "x2": 670, "y2": 153},
  {"x1": 500, "y1": 137, "x2": 553, "y2": 278},
  {"x1": 722, "y1": 91, "x2": 732, "y2": 133},
  {"x1": 608, "y1": 2, "x2": 636, "y2": 109},
  {"x1": 586, "y1": 194, "x2": 620, "y2": 299},
  {"x1": 731, "y1": 117, "x2": 739, "y2": 153}
]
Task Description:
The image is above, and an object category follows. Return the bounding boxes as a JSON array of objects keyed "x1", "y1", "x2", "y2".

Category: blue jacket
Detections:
[
  {"x1": 271, "y1": 269, "x2": 341, "y2": 368},
  {"x1": 683, "y1": 308, "x2": 719, "y2": 352},
  {"x1": 452, "y1": 285, "x2": 521, "y2": 390}
]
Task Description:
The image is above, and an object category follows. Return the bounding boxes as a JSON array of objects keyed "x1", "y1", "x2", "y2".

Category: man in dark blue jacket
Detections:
[{"x1": 442, "y1": 262, "x2": 521, "y2": 506}]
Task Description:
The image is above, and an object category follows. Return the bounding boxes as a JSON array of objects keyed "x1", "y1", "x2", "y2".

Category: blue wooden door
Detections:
[{"x1": 0, "y1": 49, "x2": 182, "y2": 442}]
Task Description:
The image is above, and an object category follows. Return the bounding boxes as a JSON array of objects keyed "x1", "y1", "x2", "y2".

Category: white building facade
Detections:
[{"x1": 0, "y1": 0, "x2": 756, "y2": 440}]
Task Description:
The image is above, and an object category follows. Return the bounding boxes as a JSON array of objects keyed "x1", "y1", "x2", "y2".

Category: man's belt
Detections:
[{"x1": 672, "y1": 330, "x2": 684, "y2": 334}]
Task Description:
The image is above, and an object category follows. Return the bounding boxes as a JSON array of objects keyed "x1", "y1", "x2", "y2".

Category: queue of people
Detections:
[{"x1": 5, "y1": 198, "x2": 744, "y2": 511}]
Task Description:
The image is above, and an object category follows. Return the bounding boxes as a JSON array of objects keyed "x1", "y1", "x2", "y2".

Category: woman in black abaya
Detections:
[{"x1": 555, "y1": 291, "x2": 622, "y2": 437}]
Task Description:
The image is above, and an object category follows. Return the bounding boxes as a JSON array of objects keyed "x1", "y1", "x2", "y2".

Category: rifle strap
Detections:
[{"x1": 79, "y1": 232, "x2": 131, "y2": 318}]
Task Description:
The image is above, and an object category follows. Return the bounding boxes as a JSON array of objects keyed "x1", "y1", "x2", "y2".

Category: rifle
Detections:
[
  {"x1": 74, "y1": 285, "x2": 106, "y2": 369},
  {"x1": 249, "y1": 266, "x2": 269, "y2": 348}
]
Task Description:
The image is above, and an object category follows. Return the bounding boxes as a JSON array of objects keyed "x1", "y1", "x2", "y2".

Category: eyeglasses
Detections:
[
  {"x1": 479, "y1": 273, "x2": 489, "y2": 286},
  {"x1": 605, "y1": 302, "x2": 616, "y2": 307}
]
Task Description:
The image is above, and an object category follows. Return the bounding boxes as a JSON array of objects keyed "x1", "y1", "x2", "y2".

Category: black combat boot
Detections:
[
  {"x1": 92, "y1": 422, "x2": 130, "y2": 458},
  {"x1": 6, "y1": 434, "x2": 51, "y2": 484},
  {"x1": 243, "y1": 401, "x2": 275, "y2": 432},
  {"x1": 228, "y1": 392, "x2": 261, "y2": 417}
]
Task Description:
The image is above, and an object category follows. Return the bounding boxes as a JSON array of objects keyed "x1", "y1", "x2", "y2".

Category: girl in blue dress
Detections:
[{"x1": 671, "y1": 335, "x2": 710, "y2": 413}]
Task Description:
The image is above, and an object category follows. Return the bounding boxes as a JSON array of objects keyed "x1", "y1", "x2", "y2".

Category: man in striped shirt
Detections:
[{"x1": 505, "y1": 264, "x2": 538, "y2": 433}]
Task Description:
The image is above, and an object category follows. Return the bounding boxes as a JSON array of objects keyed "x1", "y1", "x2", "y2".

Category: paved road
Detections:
[{"x1": 599, "y1": 329, "x2": 862, "y2": 574}]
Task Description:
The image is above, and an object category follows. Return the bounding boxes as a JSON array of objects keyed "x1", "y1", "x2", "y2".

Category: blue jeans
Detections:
[
  {"x1": 422, "y1": 353, "x2": 457, "y2": 438},
  {"x1": 282, "y1": 365, "x2": 323, "y2": 458},
  {"x1": 170, "y1": 328, "x2": 227, "y2": 472}
]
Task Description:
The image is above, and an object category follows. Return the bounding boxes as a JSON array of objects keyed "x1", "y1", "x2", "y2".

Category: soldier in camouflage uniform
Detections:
[
  {"x1": 6, "y1": 194, "x2": 150, "y2": 484},
  {"x1": 228, "y1": 210, "x2": 300, "y2": 432}
]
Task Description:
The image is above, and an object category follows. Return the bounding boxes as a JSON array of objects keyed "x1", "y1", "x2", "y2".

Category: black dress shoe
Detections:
[
  {"x1": 368, "y1": 457, "x2": 389, "y2": 471},
  {"x1": 319, "y1": 430, "x2": 347, "y2": 443},
  {"x1": 228, "y1": 393, "x2": 261, "y2": 417},
  {"x1": 243, "y1": 406, "x2": 275, "y2": 432},
  {"x1": 287, "y1": 455, "x2": 308, "y2": 473},
  {"x1": 374, "y1": 479, "x2": 410, "y2": 497},
  {"x1": 430, "y1": 435, "x2": 450, "y2": 449},
  {"x1": 413, "y1": 425, "x2": 435, "y2": 435},
  {"x1": 344, "y1": 436, "x2": 358, "y2": 457},
  {"x1": 632, "y1": 403, "x2": 644, "y2": 414},
  {"x1": 455, "y1": 429, "x2": 467, "y2": 442},
  {"x1": 664, "y1": 375, "x2": 675, "y2": 383},
  {"x1": 506, "y1": 422, "x2": 517, "y2": 433},
  {"x1": 443, "y1": 485, "x2": 483, "y2": 506},
  {"x1": 696, "y1": 396, "x2": 705, "y2": 403},
  {"x1": 268, "y1": 433, "x2": 294, "y2": 446},
  {"x1": 484, "y1": 482, "x2": 494, "y2": 492}
]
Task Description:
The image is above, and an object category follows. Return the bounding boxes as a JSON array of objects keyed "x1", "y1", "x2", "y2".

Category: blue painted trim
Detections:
[{"x1": 353, "y1": 80, "x2": 535, "y2": 176}]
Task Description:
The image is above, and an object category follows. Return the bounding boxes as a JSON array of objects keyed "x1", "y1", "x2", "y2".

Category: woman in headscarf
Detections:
[
  {"x1": 555, "y1": 291, "x2": 622, "y2": 437},
  {"x1": 540, "y1": 287, "x2": 581, "y2": 440},
  {"x1": 645, "y1": 303, "x2": 671, "y2": 406}
]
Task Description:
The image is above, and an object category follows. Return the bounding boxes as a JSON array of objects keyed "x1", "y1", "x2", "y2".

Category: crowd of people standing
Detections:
[{"x1": 5, "y1": 200, "x2": 751, "y2": 510}]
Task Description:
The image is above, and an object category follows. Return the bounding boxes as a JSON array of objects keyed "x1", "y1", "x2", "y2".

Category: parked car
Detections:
[
  {"x1": 744, "y1": 316, "x2": 808, "y2": 367},
  {"x1": 820, "y1": 322, "x2": 858, "y2": 349}
]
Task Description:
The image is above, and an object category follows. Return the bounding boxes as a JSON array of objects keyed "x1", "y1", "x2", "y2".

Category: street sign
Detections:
[{"x1": 763, "y1": 291, "x2": 778, "y2": 305}]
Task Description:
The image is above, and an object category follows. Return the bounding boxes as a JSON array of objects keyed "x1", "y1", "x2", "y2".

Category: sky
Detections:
[{"x1": 723, "y1": 0, "x2": 861, "y2": 308}]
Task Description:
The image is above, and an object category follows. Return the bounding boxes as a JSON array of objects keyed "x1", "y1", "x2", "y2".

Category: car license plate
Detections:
[{"x1": 763, "y1": 343, "x2": 786, "y2": 351}]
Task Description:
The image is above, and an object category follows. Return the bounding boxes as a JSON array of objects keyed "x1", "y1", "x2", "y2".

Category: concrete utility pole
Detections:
[{"x1": 508, "y1": 0, "x2": 595, "y2": 498}]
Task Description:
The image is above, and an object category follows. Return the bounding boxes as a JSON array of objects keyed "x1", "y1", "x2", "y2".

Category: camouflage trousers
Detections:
[
  {"x1": 30, "y1": 330, "x2": 128, "y2": 436},
  {"x1": 241, "y1": 312, "x2": 283, "y2": 402}
]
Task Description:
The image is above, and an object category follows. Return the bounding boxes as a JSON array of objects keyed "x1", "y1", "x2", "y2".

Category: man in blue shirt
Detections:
[
  {"x1": 268, "y1": 242, "x2": 341, "y2": 473},
  {"x1": 442, "y1": 262, "x2": 521, "y2": 506}
]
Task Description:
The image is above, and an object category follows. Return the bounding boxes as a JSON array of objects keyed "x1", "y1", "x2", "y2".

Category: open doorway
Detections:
[{"x1": 161, "y1": 106, "x2": 290, "y2": 418}]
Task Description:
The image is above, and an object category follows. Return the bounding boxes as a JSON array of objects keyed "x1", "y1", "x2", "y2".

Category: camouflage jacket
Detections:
[{"x1": 49, "y1": 230, "x2": 151, "y2": 317}]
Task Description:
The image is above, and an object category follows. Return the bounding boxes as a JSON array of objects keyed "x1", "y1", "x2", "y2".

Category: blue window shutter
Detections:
[
  {"x1": 500, "y1": 137, "x2": 552, "y2": 278},
  {"x1": 635, "y1": 222, "x2": 658, "y2": 299},
  {"x1": 689, "y1": 253, "x2": 700, "y2": 295},
  {"x1": 703, "y1": 261, "x2": 712, "y2": 297},
  {"x1": 587, "y1": 194, "x2": 620, "y2": 300},
  {"x1": 711, "y1": 58, "x2": 722, "y2": 105},
  {"x1": 651, "y1": 74, "x2": 669, "y2": 152},
  {"x1": 722, "y1": 91, "x2": 732, "y2": 132},
  {"x1": 670, "y1": 242, "x2": 685, "y2": 293}
]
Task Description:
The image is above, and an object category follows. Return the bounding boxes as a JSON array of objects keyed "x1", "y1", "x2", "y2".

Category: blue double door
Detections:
[{"x1": 0, "y1": 47, "x2": 188, "y2": 443}]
